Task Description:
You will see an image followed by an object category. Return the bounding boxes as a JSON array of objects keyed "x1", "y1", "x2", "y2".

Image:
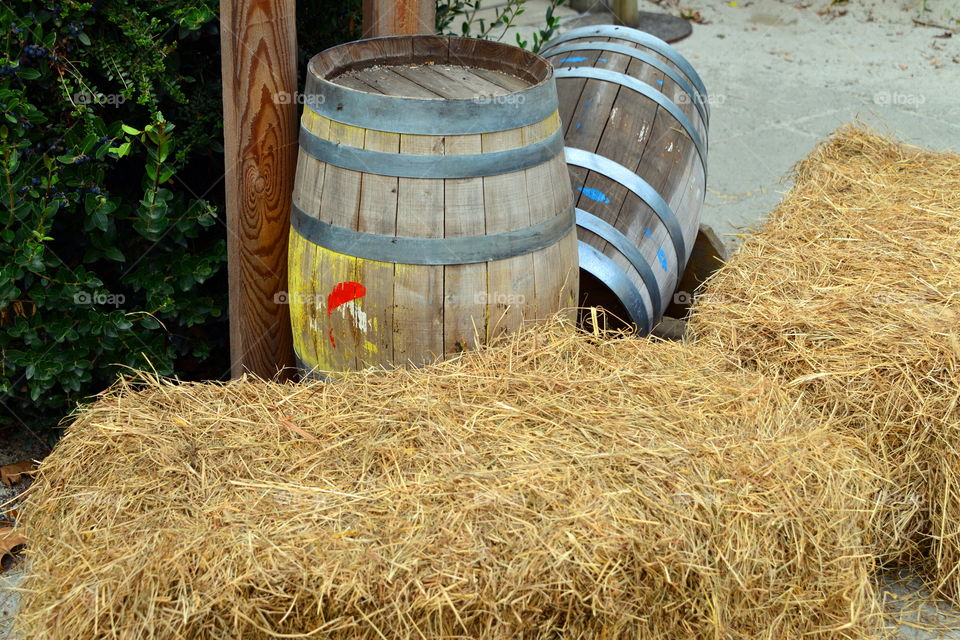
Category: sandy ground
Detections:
[
  {"x1": 665, "y1": 0, "x2": 960, "y2": 243},
  {"x1": 463, "y1": 0, "x2": 959, "y2": 242},
  {"x1": 0, "y1": 561, "x2": 24, "y2": 640}
]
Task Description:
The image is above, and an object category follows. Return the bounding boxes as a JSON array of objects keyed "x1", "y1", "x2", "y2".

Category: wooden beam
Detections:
[
  {"x1": 612, "y1": 0, "x2": 639, "y2": 28},
  {"x1": 220, "y1": 0, "x2": 297, "y2": 379},
  {"x1": 363, "y1": 0, "x2": 436, "y2": 37}
]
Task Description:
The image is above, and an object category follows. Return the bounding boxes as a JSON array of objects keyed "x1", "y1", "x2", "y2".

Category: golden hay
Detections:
[
  {"x1": 688, "y1": 126, "x2": 960, "y2": 602},
  {"x1": 18, "y1": 322, "x2": 886, "y2": 639}
]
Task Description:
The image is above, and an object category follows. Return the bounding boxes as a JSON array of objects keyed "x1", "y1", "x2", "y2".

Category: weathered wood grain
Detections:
[
  {"x1": 363, "y1": 0, "x2": 436, "y2": 37},
  {"x1": 220, "y1": 0, "x2": 297, "y2": 379}
]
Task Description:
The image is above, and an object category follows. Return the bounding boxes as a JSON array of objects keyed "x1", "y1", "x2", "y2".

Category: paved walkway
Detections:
[{"x1": 463, "y1": 0, "x2": 959, "y2": 245}]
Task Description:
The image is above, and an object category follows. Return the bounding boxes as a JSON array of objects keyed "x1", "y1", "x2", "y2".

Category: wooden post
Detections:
[
  {"x1": 612, "y1": 0, "x2": 639, "y2": 28},
  {"x1": 220, "y1": 0, "x2": 297, "y2": 379},
  {"x1": 363, "y1": 0, "x2": 436, "y2": 37}
]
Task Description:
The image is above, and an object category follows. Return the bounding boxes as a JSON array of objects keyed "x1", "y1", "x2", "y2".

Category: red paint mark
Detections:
[
  {"x1": 327, "y1": 281, "x2": 366, "y2": 316},
  {"x1": 329, "y1": 327, "x2": 336, "y2": 349}
]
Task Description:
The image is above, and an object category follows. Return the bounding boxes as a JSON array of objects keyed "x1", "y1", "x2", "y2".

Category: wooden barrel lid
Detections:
[{"x1": 333, "y1": 63, "x2": 528, "y2": 100}]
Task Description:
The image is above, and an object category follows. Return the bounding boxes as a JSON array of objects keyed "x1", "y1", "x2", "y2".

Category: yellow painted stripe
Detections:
[
  {"x1": 303, "y1": 110, "x2": 562, "y2": 151},
  {"x1": 289, "y1": 233, "x2": 388, "y2": 372}
]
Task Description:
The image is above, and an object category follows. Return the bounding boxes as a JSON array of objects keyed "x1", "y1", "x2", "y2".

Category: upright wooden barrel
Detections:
[
  {"x1": 541, "y1": 26, "x2": 709, "y2": 333},
  {"x1": 289, "y1": 36, "x2": 578, "y2": 373}
]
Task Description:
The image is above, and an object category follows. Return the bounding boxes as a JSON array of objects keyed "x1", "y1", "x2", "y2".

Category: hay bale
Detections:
[
  {"x1": 688, "y1": 126, "x2": 960, "y2": 601},
  {"x1": 18, "y1": 323, "x2": 885, "y2": 639}
]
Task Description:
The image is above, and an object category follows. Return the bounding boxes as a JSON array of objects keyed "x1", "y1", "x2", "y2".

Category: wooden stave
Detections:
[
  {"x1": 543, "y1": 30, "x2": 708, "y2": 328},
  {"x1": 290, "y1": 37, "x2": 578, "y2": 373}
]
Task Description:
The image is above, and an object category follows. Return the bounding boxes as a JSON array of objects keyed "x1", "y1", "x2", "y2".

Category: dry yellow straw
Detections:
[
  {"x1": 18, "y1": 321, "x2": 886, "y2": 639},
  {"x1": 689, "y1": 125, "x2": 960, "y2": 604}
]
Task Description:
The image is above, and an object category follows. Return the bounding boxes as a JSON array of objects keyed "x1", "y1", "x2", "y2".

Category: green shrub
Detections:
[{"x1": 0, "y1": 0, "x2": 228, "y2": 431}]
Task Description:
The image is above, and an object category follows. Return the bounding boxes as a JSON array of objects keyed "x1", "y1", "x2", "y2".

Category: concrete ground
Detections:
[
  {"x1": 465, "y1": 0, "x2": 960, "y2": 244},
  {"x1": 2, "y1": 1, "x2": 958, "y2": 637},
  {"x1": 0, "y1": 561, "x2": 24, "y2": 640}
]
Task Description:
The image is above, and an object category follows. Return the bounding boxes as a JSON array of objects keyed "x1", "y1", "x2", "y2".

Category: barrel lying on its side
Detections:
[
  {"x1": 289, "y1": 36, "x2": 578, "y2": 373},
  {"x1": 542, "y1": 25, "x2": 709, "y2": 332}
]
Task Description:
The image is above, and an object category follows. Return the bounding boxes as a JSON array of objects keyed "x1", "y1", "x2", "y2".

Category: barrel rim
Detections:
[
  {"x1": 575, "y1": 208, "x2": 664, "y2": 316},
  {"x1": 304, "y1": 36, "x2": 559, "y2": 135},
  {"x1": 308, "y1": 35, "x2": 552, "y2": 91},
  {"x1": 578, "y1": 242, "x2": 652, "y2": 333}
]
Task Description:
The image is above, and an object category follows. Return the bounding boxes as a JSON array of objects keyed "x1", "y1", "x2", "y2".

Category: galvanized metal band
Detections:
[
  {"x1": 542, "y1": 25, "x2": 709, "y2": 119},
  {"x1": 565, "y1": 147, "x2": 687, "y2": 279},
  {"x1": 543, "y1": 41, "x2": 708, "y2": 127},
  {"x1": 575, "y1": 208, "x2": 663, "y2": 316},
  {"x1": 292, "y1": 203, "x2": 575, "y2": 266},
  {"x1": 303, "y1": 75, "x2": 559, "y2": 135},
  {"x1": 299, "y1": 127, "x2": 565, "y2": 179},
  {"x1": 553, "y1": 67, "x2": 707, "y2": 176},
  {"x1": 578, "y1": 241, "x2": 651, "y2": 334}
]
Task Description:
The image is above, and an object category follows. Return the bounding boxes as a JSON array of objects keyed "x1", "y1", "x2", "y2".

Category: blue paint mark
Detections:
[
  {"x1": 657, "y1": 249, "x2": 669, "y2": 271},
  {"x1": 598, "y1": 57, "x2": 609, "y2": 62},
  {"x1": 584, "y1": 100, "x2": 592, "y2": 108},
  {"x1": 657, "y1": 79, "x2": 664, "y2": 86},
  {"x1": 559, "y1": 56, "x2": 588, "y2": 63},
  {"x1": 644, "y1": 228, "x2": 652, "y2": 238},
  {"x1": 576, "y1": 121, "x2": 581, "y2": 129},
  {"x1": 578, "y1": 186, "x2": 611, "y2": 204}
]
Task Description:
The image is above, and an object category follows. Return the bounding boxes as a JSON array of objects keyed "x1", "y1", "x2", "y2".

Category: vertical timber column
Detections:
[
  {"x1": 613, "y1": 0, "x2": 639, "y2": 27},
  {"x1": 363, "y1": 0, "x2": 436, "y2": 37},
  {"x1": 220, "y1": 0, "x2": 297, "y2": 378}
]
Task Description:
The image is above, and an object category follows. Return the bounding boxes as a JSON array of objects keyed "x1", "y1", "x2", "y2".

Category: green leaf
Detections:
[
  {"x1": 78, "y1": 32, "x2": 91, "y2": 46},
  {"x1": 17, "y1": 68, "x2": 41, "y2": 80},
  {"x1": 121, "y1": 124, "x2": 141, "y2": 135},
  {"x1": 103, "y1": 246, "x2": 125, "y2": 262},
  {"x1": 91, "y1": 211, "x2": 108, "y2": 232}
]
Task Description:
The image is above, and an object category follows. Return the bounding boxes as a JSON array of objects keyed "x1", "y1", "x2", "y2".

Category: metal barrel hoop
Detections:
[
  {"x1": 541, "y1": 24, "x2": 709, "y2": 119},
  {"x1": 553, "y1": 67, "x2": 707, "y2": 177},
  {"x1": 576, "y1": 208, "x2": 664, "y2": 316},
  {"x1": 291, "y1": 203, "x2": 575, "y2": 266},
  {"x1": 303, "y1": 74, "x2": 559, "y2": 136},
  {"x1": 578, "y1": 242, "x2": 651, "y2": 333},
  {"x1": 565, "y1": 147, "x2": 688, "y2": 279},
  {"x1": 298, "y1": 127, "x2": 565, "y2": 179},
  {"x1": 543, "y1": 40, "x2": 708, "y2": 127}
]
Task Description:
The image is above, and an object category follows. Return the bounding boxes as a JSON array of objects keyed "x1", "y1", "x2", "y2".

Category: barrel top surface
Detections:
[
  {"x1": 332, "y1": 63, "x2": 527, "y2": 99},
  {"x1": 309, "y1": 35, "x2": 551, "y2": 99},
  {"x1": 305, "y1": 35, "x2": 558, "y2": 134}
]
